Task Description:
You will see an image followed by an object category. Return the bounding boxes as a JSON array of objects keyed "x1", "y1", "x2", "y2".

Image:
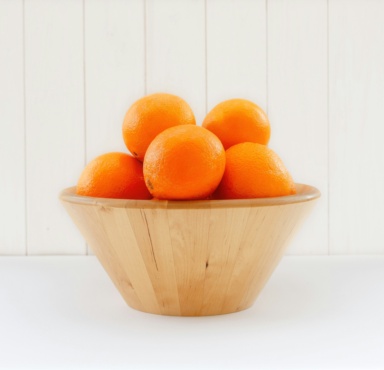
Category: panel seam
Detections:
[
  {"x1": 83, "y1": 0, "x2": 88, "y2": 255},
  {"x1": 144, "y1": 0, "x2": 147, "y2": 95},
  {"x1": 23, "y1": 0, "x2": 27, "y2": 256},
  {"x1": 327, "y1": 0, "x2": 330, "y2": 255},
  {"x1": 265, "y1": 0, "x2": 269, "y2": 113},
  {"x1": 204, "y1": 0, "x2": 208, "y2": 115}
]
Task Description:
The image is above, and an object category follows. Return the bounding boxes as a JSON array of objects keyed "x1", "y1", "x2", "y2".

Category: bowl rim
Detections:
[{"x1": 59, "y1": 183, "x2": 320, "y2": 209}]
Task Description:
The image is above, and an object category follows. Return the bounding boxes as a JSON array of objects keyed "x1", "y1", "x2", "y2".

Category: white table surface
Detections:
[{"x1": 1, "y1": 256, "x2": 383, "y2": 370}]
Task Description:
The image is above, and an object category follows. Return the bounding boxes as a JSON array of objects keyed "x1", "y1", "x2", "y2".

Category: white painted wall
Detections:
[{"x1": 1, "y1": 0, "x2": 383, "y2": 255}]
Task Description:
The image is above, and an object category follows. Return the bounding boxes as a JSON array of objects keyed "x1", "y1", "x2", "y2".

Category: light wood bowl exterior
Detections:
[{"x1": 60, "y1": 184, "x2": 320, "y2": 316}]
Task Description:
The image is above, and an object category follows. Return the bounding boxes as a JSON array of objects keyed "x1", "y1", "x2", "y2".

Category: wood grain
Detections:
[
  {"x1": 267, "y1": 0, "x2": 328, "y2": 255},
  {"x1": 61, "y1": 184, "x2": 320, "y2": 315},
  {"x1": 0, "y1": 0, "x2": 25, "y2": 255},
  {"x1": 329, "y1": 0, "x2": 384, "y2": 254},
  {"x1": 25, "y1": 0, "x2": 85, "y2": 254}
]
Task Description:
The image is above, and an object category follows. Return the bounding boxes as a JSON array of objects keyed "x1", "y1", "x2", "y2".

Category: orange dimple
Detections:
[
  {"x1": 214, "y1": 142, "x2": 296, "y2": 199},
  {"x1": 76, "y1": 152, "x2": 151, "y2": 200},
  {"x1": 122, "y1": 93, "x2": 196, "y2": 161},
  {"x1": 143, "y1": 125, "x2": 226, "y2": 200},
  {"x1": 203, "y1": 98, "x2": 270, "y2": 150}
]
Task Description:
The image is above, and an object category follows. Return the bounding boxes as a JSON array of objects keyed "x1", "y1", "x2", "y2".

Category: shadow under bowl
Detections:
[{"x1": 60, "y1": 183, "x2": 320, "y2": 316}]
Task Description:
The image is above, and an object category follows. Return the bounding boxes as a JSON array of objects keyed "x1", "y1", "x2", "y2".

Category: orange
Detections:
[
  {"x1": 122, "y1": 93, "x2": 196, "y2": 161},
  {"x1": 76, "y1": 152, "x2": 151, "y2": 199},
  {"x1": 202, "y1": 98, "x2": 270, "y2": 149},
  {"x1": 214, "y1": 142, "x2": 296, "y2": 199},
  {"x1": 143, "y1": 125, "x2": 225, "y2": 200}
]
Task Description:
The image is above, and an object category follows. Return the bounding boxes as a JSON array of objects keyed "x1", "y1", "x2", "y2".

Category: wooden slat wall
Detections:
[
  {"x1": 267, "y1": 0, "x2": 328, "y2": 254},
  {"x1": 146, "y1": 0, "x2": 206, "y2": 124},
  {"x1": 24, "y1": 0, "x2": 85, "y2": 254},
  {"x1": 0, "y1": 0, "x2": 25, "y2": 255},
  {"x1": 1, "y1": 0, "x2": 383, "y2": 255},
  {"x1": 206, "y1": 0, "x2": 267, "y2": 111},
  {"x1": 329, "y1": 0, "x2": 384, "y2": 254}
]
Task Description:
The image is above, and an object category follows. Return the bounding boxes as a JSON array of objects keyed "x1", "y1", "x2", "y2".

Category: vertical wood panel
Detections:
[
  {"x1": 146, "y1": 0, "x2": 206, "y2": 124},
  {"x1": 25, "y1": 0, "x2": 85, "y2": 254},
  {"x1": 84, "y1": 0, "x2": 145, "y2": 161},
  {"x1": 5, "y1": 0, "x2": 383, "y2": 256},
  {"x1": 329, "y1": 0, "x2": 384, "y2": 254},
  {"x1": 84, "y1": 0, "x2": 145, "y2": 254},
  {"x1": 0, "y1": 0, "x2": 25, "y2": 255},
  {"x1": 206, "y1": 0, "x2": 267, "y2": 112},
  {"x1": 268, "y1": 0, "x2": 328, "y2": 255}
]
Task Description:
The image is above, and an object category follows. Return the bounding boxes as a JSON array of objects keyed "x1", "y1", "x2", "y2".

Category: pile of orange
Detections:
[{"x1": 76, "y1": 93, "x2": 296, "y2": 200}]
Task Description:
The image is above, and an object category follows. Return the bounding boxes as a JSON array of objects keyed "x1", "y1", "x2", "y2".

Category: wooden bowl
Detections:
[{"x1": 60, "y1": 184, "x2": 320, "y2": 316}]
